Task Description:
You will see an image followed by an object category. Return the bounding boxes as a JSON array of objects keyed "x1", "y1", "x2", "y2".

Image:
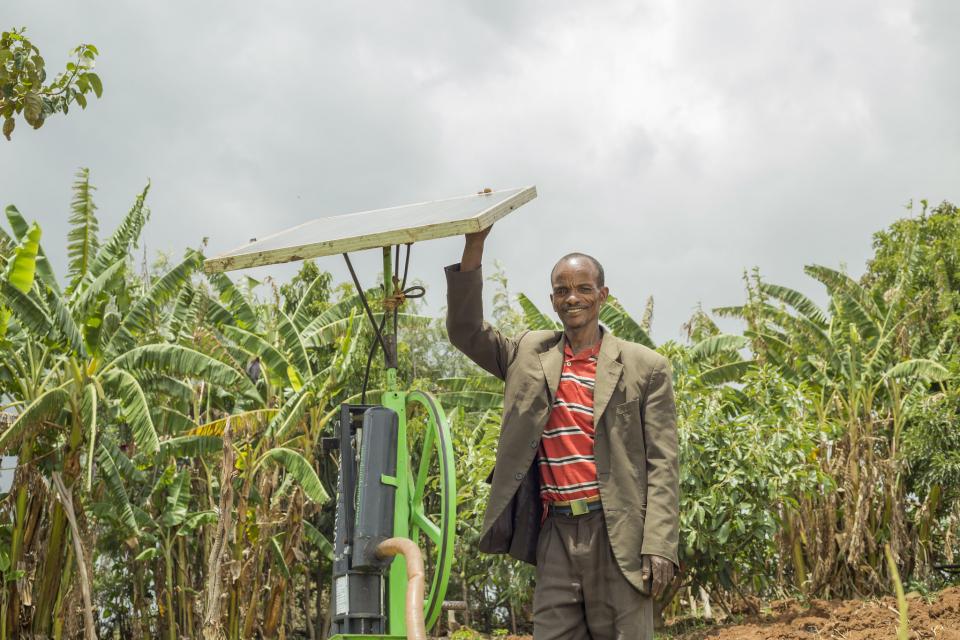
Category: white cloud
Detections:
[{"x1": 2, "y1": 0, "x2": 957, "y2": 341}]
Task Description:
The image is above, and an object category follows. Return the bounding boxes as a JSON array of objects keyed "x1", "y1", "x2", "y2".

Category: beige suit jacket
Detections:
[{"x1": 445, "y1": 264, "x2": 680, "y2": 592}]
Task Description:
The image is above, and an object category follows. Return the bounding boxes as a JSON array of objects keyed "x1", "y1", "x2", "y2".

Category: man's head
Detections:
[{"x1": 550, "y1": 253, "x2": 609, "y2": 332}]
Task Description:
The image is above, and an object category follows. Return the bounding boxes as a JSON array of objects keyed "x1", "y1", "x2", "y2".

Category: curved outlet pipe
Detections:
[{"x1": 375, "y1": 537, "x2": 426, "y2": 640}]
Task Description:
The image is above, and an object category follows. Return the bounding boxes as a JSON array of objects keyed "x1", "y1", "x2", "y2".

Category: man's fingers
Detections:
[
  {"x1": 640, "y1": 554, "x2": 651, "y2": 580},
  {"x1": 652, "y1": 561, "x2": 665, "y2": 599},
  {"x1": 650, "y1": 558, "x2": 674, "y2": 600}
]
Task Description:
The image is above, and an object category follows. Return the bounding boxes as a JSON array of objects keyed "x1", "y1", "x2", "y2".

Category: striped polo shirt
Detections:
[{"x1": 538, "y1": 338, "x2": 602, "y2": 503}]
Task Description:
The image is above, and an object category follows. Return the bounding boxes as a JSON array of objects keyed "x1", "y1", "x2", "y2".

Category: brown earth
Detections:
[
  {"x1": 458, "y1": 587, "x2": 960, "y2": 640},
  {"x1": 667, "y1": 586, "x2": 960, "y2": 640}
]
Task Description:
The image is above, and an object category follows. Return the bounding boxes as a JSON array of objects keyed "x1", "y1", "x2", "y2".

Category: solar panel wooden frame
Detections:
[{"x1": 203, "y1": 185, "x2": 537, "y2": 273}]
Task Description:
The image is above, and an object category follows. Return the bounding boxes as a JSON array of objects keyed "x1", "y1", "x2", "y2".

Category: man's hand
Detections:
[
  {"x1": 640, "y1": 554, "x2": 674, "y2": 599},
  {"x1": 461, "y1": 225, "x2": 493, "y2": 271}
]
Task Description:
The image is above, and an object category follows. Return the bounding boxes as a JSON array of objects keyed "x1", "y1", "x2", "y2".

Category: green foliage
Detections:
[
  {"x1": 3, "y1": 220, "x2": 40, "y2": 293},
  {"x1": 0, "y1": 28, "x2": 102, "y2": 139},
  {"x1": 676, "y1": 364, "x2": 823, "y2": 592},
  {"x1": 67, "y1": 168, "x2": 99, "y2": 288},
  {"x1": 1, "y1": 169, "x2": 957, "y2": 637},
  {"x1": 257, "y1": 447, "x2": 330, "y2": 503}
]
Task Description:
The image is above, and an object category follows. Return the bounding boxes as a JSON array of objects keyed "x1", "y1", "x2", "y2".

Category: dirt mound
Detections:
[{"x1": 674, "y1": 587, "x2": 960, "y2": 640}]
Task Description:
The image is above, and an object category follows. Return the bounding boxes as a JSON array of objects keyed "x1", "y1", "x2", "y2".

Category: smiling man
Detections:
[{"x1": 445, "y1": 226, "x2": 679, "y2": 640}]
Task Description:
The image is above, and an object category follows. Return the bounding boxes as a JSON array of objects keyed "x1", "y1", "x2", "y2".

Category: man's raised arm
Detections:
[{"x1": 445, "y1": 227, "x2": 519, "y2": 380}]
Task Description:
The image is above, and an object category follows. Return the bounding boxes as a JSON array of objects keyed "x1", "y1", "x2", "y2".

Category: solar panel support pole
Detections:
[{"x1": 382, "y1": 247, "x2": 398, "y2": 382}]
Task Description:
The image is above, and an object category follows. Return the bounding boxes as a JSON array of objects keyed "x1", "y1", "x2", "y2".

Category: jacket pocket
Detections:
[
  {"x1": 614, "y1": 398, "x2": 640, "y2": 421},
  {"x1": 610, "y1": 398, "x2": 644, "y2": 461}
]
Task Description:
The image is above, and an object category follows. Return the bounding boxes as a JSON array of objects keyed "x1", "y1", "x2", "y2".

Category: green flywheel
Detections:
[{"x1": 380, "y1": 389, "x2": 457, "y2": 635}]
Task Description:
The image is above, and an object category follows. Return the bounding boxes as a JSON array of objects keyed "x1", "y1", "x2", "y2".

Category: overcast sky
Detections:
[{"x1": 4, "y1": 1, "x2": 958, "y2": 342}]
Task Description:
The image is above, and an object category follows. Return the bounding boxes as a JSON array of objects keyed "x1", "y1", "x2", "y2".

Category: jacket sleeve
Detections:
[
  {"x1": 445, "y1": 263, "x2": 518, "y2": 381},
  {"x1": 640, "y1": 357, "x2": 680, "y2": 566}
]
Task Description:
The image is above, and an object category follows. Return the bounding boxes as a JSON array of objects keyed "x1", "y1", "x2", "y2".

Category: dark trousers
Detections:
[{"x1": 533, "y1": 510, "x2": 653, "y2": 640}]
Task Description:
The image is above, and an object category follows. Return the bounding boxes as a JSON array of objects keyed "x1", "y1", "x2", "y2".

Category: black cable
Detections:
[
  {"x1": 346, "y1": 245, "x2": 425, "y2": 403},
  {"x1": 361, "y1": 311, "x2": 387, "y2": 404},
  {"x1": 394, "y1": 243, "x2": 425, "y2": 333},
  {"x1": 342, "y1": 252, "x2": 389, "y2": 356}
]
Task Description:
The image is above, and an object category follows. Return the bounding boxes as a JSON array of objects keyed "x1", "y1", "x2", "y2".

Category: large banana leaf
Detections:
[
  {"x1": 189, "y1": 409, "x2": 277, "y2": 437},
  {"x1": 300, "y1": 288, "x2": 378, "y2": 344},
  {"x1": 303, "y1": 520, "x2": 334, "y2": 560},
  {"x1": 110, "y1": 344, "x2": 260, "y2": 402},
  {"x1": 208, "y1": 272, "x2": 258, "y2": 330},
  {"x1": 96, "y1": 441, "x2": 141, "y2": 537},
  {"x1": 699, "y1": 360, "x2": 756, "y2": 385},
  {"x1": 136, "y1": 373, "x2": 194, "y2": 406},
  {"x1": 196, "y1": 288, "x2": 235, "y2": 327},
  {"x1": 153, "y1": 406, "x2": 197, "y2": 435},
  {"x1": 43, "y1": 285, "x2": 86, "y2": 357},
  {"x1": 712, "y1": 305, "x2": 746, "y2": 319},
  {"x1": 165, "y1": 284, "x2": 197, "y2": 340},
  {"x1": 292, "y1": 272, "x2": 334, "y2": 330},
  {"x1": 5, "y1": 206, "x2": 59, "y2": 293},
  {"x1": 805, "y1": 264, "x2": 880, "y2": 337},
  {"x1": 256, "y1": 447, "x2": 329, "y2": 503},
  {"x1": 222, "y1": 325, "x2": 294, "y2": 389},
  {"x1": 0, "y1": 386, "x2": 68, "y2": 451},
  {"x1": 161, "y1": 470, "x2": 191, "y2": 527},
  {"x1": 86, "y1": 181, "x2": 150, "y2": 281},
  {"x1": 277, "y1": 310, "x2": 311, "y2": 382},
  {"x1": 1, "y1": 280, "x2": 55, "y2": 340},
  {"x1": 884, "y1": 359, "x2": 951, "y2": 382},
  {"x1": 517, "y1": 293, "x2": 560, "y2": 331},
  {"x1": 758, "y1": 282, "x2": 827, "y2": 326},
  {"x1": 69, "y1": 259, "x2": 124, "y2": 316},
  {"x1": 103, "y1": 369, "x2": 161, "y2": 455},
  {"x1": 690, "y1": 334, "x2": 750, "y2": 361},
  {"x1": 108, "y1": 250, "x2": 202, "y2": 353},
  {"x1": 66, "y1": 168, "x2": 100, "y2": 290},
  {"x1": 600, "y1": 296, "x2": 655, "y2": 348},
  {"x1": 265, "y1": 388, "x2": 315, "y2": 441},
  {"x1": 269, "y1": 534, "x2": 291, "y2": 579},
  {"x1": 4, "y1": 220, "x2": 41, "y2": 294}
]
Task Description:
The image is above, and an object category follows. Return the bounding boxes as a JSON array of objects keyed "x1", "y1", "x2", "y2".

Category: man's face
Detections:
[{"x1": 550, "y1": 257, "x2": 609, "y2": 332}]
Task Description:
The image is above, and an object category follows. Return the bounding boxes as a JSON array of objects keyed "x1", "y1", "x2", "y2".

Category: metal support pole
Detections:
[{"x1": 382, "y1": 247, "x2": 398, "y2": 381}]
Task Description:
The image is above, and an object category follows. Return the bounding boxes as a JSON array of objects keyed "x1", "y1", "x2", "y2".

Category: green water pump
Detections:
[{"x1": 327, "y1": 246, "x2": 457, "y2": 640}]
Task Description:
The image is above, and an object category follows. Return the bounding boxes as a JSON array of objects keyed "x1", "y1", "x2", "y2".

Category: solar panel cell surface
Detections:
[{"x1": 204, "y1": 185, "x2": 536, "y2": 272}]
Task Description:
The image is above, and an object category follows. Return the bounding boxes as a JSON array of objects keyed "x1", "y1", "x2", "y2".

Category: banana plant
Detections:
[
  {"x1": 0, "y1": 172, "x2": 258, "y2": 638},
  {"x1": 709, "y1": 256, "x2": 952, "y2": 595}
]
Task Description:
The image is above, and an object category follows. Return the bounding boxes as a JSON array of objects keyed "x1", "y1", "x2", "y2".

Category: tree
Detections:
[{"x1": 0, "y1": 28, "x2": 102, "y2": 140}]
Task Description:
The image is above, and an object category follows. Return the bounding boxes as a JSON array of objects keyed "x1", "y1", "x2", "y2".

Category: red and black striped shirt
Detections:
[{"x1": 538, "y1": 339, "x2": 602, "y2": 503}]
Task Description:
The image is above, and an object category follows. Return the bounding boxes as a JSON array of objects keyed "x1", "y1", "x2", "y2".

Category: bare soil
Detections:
[
  {"x1": 667, "y1": 586, "x2": 960, "y2": 640},
  {"x1": 460, "y1": 587, "x2": 960, "y2": 640}
]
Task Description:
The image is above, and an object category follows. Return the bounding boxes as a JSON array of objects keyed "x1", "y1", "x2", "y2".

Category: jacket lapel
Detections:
[
  {"x1": 537, "y1": 332, "x2": 564, "y2": 401},
  {"x1": 593, "y1": 332, "x2": 623, "y2": 427}
]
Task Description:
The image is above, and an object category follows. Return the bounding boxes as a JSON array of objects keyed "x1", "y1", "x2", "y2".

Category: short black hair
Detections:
[{"x1": 551, "y1": 253, "x2": 605, "y2": 288}]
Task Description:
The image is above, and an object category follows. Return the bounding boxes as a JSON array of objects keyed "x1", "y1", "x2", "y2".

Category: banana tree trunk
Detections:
[{"x1": 163, "y1": 536, "x2": 177, "y2": 640}]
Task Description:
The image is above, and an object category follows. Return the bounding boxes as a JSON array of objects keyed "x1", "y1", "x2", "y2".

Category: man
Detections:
[{"x1": 445, "y1": 226, "x2": 679, "y2": 640}]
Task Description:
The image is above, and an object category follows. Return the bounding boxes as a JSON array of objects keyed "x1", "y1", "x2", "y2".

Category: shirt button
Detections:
[
  {"x1": 529, "y1": 440, "x2": 538, "y2": 449},
  {"x1": 565, "y1": 361, "x2": 572, "y2": 366},
  {"x1": 514, "y1": 472, "x2": 524, "y2": 481}
]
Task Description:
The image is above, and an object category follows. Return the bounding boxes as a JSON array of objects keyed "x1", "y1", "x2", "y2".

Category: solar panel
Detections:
[{"x1": 204, "y1": 185, "x2": 537, "y2": 273}]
